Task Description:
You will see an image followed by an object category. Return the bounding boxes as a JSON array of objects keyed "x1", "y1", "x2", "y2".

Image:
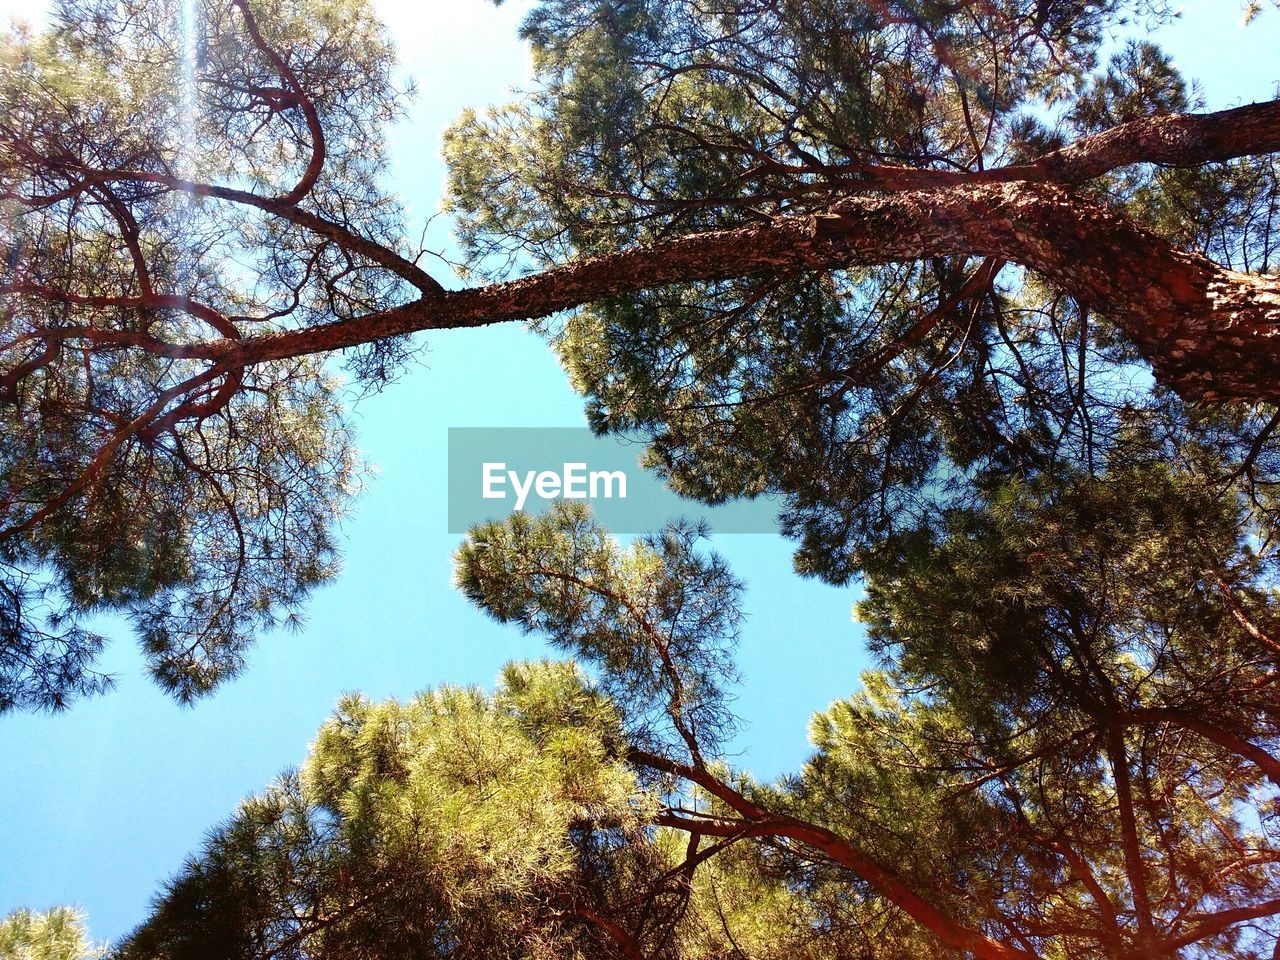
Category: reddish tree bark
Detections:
[{"x1": 98, "y1": 99, "x2": 1277, "y2": 403}]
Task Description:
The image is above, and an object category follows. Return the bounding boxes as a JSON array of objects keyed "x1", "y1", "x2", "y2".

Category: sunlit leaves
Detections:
[
  {"x1": 0, "y1": 907, "x2": 99, "y2": 960},
  {"x1": 117, "y1": 662, "x2": 649, "y2": 960},
  {"x1": 122, "y1": 478, "x2": 1280, "y2": 957},
  {"x1": 0, "y1": 0, "x2": 413, "y2": 708}
]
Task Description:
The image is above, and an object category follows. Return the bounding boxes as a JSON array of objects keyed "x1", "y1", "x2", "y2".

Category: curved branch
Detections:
[
  {"x1": 525, "y1": 565, "x2": 707, "y2": 765},
  {"x1": 1025, "y1": 100, "x2": 1280, "y2": 185},
  {"x1": 776, "y1": 100, "x2": 1280, "y2": 192},
  {"x1": 2, "y1": 283, "x2": 240, "y2": 340},
  {"x1": 10, "y1": 102, "x2": 1280, "y2": 400},
  {"x1": 632, "y1": 749, "x2": 1038, "y2": 960},
  {"x1": 0, "y1": 366, "x2": 223, "y2": 538},
  {"x1": 1122, "y1": 706, "x2": 1280, "y2": 788},
  {"x1": 28, "y1": 161, "x2": 443, "y2": 295},
  {"x1": 229, "y1": 0, "x2": 326, "y2": 206},
  {"x1": 1156, "y1": 897, "x2": 1280, "y2": 956},
  {"x1": 567, "y1": 903, "x2": 648, "y2": 960}
]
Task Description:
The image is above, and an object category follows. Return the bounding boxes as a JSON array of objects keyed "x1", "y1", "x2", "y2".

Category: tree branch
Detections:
[
  {"x1": 633, "y1": 749, "x2": 1039, "y2": 960},
  {"x1": 190, "y1": 177, "x2": 1280, "y2": 404}
]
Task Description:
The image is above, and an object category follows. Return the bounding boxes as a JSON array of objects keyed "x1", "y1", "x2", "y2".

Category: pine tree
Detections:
[
  {"x1": 3, "y1": 0, "x2": 1280, "y2": 707},
  {"x1": 114, "y1": 497, "x2": 1280, "y2": 959},
  {"x1": 0, "y1": 907, "x2": 98, "y2": 960}
]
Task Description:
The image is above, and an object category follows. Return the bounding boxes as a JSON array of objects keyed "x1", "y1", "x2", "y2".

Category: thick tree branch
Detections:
[
  {"x1": 775, "y1": 100, "x2": 1280, "y2": 191},
  {"x1": 1121, "y1": 706, "x2": 1280, "y2": 787},
  {"x1": 1155, "y1": 897, "x2": 1280, "y2": 956},
  {"x1": 24, "y1": 159, "x2": 443, "y2": 295},
  {"x1": 190, "y1": 178, "x2": 1280, "y2": 403},
  {"x1": 567, "y1": 903, "x2": 649, "y2": 960},
  {"x1": 1026, "y1": 99, "x2": 1280, "y2": 185},
  {"x1": 9, "y1": 101, "x2": 1280, "y2": 401},
  {"x1": 229, "y1": 0, "x2": 326, "y2": 206}
]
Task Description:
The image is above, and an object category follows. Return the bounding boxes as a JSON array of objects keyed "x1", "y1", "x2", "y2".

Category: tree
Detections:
[
  {"x1": 117, "y1": 659, "x2": 651, "y2": 960},
  {"x1": 3, "y1": 0, "x2": 1280, "y2": 707},
  {"x1": 6, "y1": 1, "x2": 1280, "y2": 954},
  {"x1": 113, "y1": 500, "x2": 1280, "y2": 959}
]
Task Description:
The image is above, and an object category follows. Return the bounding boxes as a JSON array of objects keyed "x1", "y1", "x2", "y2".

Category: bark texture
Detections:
[
  {"x1": 9, "y1": 100, "x2": 1280, "y2": 402},
  {"x1": 211, "y1": 177, "x2": 1280, "y2": 402}
]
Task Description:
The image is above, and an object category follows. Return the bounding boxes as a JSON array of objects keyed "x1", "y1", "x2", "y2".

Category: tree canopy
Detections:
[
  {"x1": 4, "y1": 0, "x2": 1280, "y2": 956},
  {"x1": 111, "y1": 500, "x2": 1280, "y2": 959},
  {"x1": 0, "y1": 907, "x2": 98, "y2": 960},
  {"x1": 2, "y1": 0, "x2": 1280, "y2": 706}
]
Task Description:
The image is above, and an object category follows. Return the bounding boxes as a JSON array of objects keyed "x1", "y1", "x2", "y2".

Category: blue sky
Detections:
[{"x1": 0, "y1": 0, "x2": 1278, "y2": 946}]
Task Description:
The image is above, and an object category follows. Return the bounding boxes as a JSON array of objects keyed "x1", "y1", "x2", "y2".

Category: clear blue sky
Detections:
[{"x1": 0, "y1": 0, "x2": 1277, "y2": 946}]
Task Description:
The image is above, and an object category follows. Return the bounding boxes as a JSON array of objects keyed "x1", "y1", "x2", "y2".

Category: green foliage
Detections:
[
  {"x1": 455, "y1": 503, "x2": 741, "y2": 758},
  {"x1": 0, "y1": 349, "x2": 360, "y2": 709},
  {"x1": 7, "y1": 0, "x2": 1280, "y2": 954},
  {"x1": 117, "y1": 660, "x2": 652, "y2": 960},
  {"x1": 0, "y1": 907, "x2": 98, "y2": 960},
  {"x1": 444, "y1": 0, "x2": 1280, "y2": 585},
  {"x1": 447, "y1": 0, "x2": 1138, "y2": 261},
  {"x1": 858, "y1": 460, "x2": 1275, "y2": 714},
  {"x1": 116, "y1": 497, "x2": 1280, "y2": 958},
  {"x1": 4, "y1": 0, "x2": 1278, "y2": 714},
  {"x1": 824, "y1": 464, "x2": 1280, "y2": 955},
  {"x1": 0, "y1": 0, "x2": 406, "y2": 708}
]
